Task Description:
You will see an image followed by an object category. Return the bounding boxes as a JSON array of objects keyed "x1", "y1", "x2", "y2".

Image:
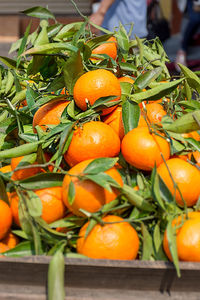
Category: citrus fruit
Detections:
[
  {"x1": 102, "y1": 106, "x2": 148, "y2": 140},
  {"x1": 157, "y1": 158, "x2": 200, "y2": 207},
  {"x1": 32, "y1": 99, "x2": 69, "y2": 131},
  {"x1": 189, "y1": 151, "x2": 200, "y2": 166},
  {"x1": 183, "y1": 131, "x2": 200, "y2": 141},
  {"x1": 11, "y1": 156, "x2": 41, "y2": 181},
  {"x1": 121, "y1": 127, "x2": 170, "y2": 171},
  {"x1": 0, "y1": 243, "x2": 10, "y2": 254},
  {"x1": 64, "y1": 121, "x2": 120, "y2": 167},
  {"x1": 77, "y1": 215, "x2": 139, "y2": 260},
  {"x1": 1, "y1": 232, "x2": 19, "y2": 249},
  {"x1": 0, "y1": 165, "x2": 12, "y2": 174},
  {"x1": 9, "y1": 193, "x2": 20, "y2": 226},
  {"x1": 102, "y1": 106, "x2": 125, "y2": 140},
  {"x1": 73, "y1": 69, "x2": 121, "y2": 115},
  {"x1": 62, "y1": 159, "x2": 123, "y2": 216},
  {"x1": 118, "y1": 76, "x2": 135, "y2": 84},
  {"x1": 91, "y1": 37, "x2": 117, "y2": 60},
  {"x1": 10, "y1": 186, "x2": 66, "y2": 226},
  {"x1": 144, "y1": 102, "x2": 167, "y2": 125},
  {"x1": 0, "y1": 200, "x2": 12, "y2": 239},
  {"x1": 163, "y1": 212, "x2": 200, "y2": 261}
]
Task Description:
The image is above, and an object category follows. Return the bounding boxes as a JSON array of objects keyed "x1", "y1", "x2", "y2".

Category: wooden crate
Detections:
[{"x1": 0, "y1": 257, "x2": 200, "y2": 299}]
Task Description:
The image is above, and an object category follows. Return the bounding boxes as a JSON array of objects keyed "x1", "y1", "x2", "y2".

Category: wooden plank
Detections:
[{"x1": 0, "y1": 257, "x2": 200, "y2": 299}]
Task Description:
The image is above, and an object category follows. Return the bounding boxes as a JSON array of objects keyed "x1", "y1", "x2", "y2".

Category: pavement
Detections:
[{"x1": 0, "y1": 42, "x2": 13, "y2": 58}]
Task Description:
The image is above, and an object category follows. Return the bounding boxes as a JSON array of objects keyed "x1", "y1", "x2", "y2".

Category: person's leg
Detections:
[
  {"x1": 176, "y1": 0, "x2": 200, "y2": 69},
  {"x1": 182, "y1": 0, "x2": 200, "y2": 51}
]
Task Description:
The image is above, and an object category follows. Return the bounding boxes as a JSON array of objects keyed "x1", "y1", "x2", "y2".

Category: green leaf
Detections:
[
  {"x1": 0, "y1": 56, "x2": 21, "y2": 69},
  {"x1": 47, "y1": 76, "x2": 65, "y2": 92},
  {"x1": 22, "y1": 42, "x2": 77, "y2": 56},
  {"x1": 0, "y1": 142, "x2": 40, "y2": 159},
  {"x1": 141, "y1": 222, "x2": 154, "y2": 260},
  {"x1": 78, "y1": 41, "x2": 92, "y2": 61},
  {"x1": 16, "y1": 153, "x2": 37, "y2": 168},
  {"x1": 12, "y1": 89, "x2": 27, "y2": 105},
  {"x1": 129, "y1": 79, "x2": 183, "y2": 103},
  {"x1": 11, "y1": 230, "x2": 29, "y2": 240},
  {"x1": 55, "y1": 22, "x2": 84, "y2": 40},
  {"x1": 118, "y1": 61, "x2": 137, "y2": 72},
  {"x1": 68, "y1": 180, "x2": 76, "y2": 206},
  {"x1": 116, "y1": 23, "x2": 130, "y2": 60},
  {"x1": 72, "y1": 22, "x2": 87, "y2": 46},
  {"x1": 26, "y1": 86, "x2": 38, "y2": 113},
  {"x1": 122, "y1": 100, "x2": 140, "y2": 134},
  {"x1": 50, "y1": 216, "x2": 83, "y2": 229},
  {"x1": 35, "y1": 217, "x2": 67, "y2": 243},
  {"x1": 26, "y1": 190, "x2": 43, "y2": 218},
  {"x1": 122, "y1": 184, "x2": 154, "y2": 212},
  {"x1": 66, "y1": 100, "x2": 76, "y2": 119},
  {"x1": 34, "y1": 20, "x2": 49, "y2": 47},
  {"x1": 22, "y1": 6, "x2": 55, "y2": 20},
  {"x1": 47, "y1": 24, "x2": 63, "y2": 38},
  {"x1": 151, "y1": 166, "x2": 166, "y2": 210},
  {"x1": 179, "y1": 63, "x2": 200, "y2": 94},
  {"x1": 17, "y1": 192, "x2": 34, "y2": 240},
  {"x1": 86, "y1": 34, "x2": 112, "y2": 49},
  {"x1": 101, "y1": 199, "x2": 120, "y2": 213},
  {"x1": 5, "y1": 71, "x2": 14, "y2": 94},
  {"x1": 134, "y1": 67, "x2": 163, "y2": 89},
  {"x1": 17, "y1": 21, "x2": 32, "y2": 67},
  {"x1": 178, "y1": 100, "x2": 200, "y2": 110},
  {"x1": 170, "y1": 139, "x2": 186, "y2": 154},
  {"x1": 166, "y1": 219, "x2": 180, "y2": 277},
  {"x1": 12, "y1": 69, "x2": 22, "y2": 93},
  {"x1": 153, "y1": 223, "x2": 167, "y2": 260},
  {"x1": 135, "y1": 35, "x2": 144, "y2": 61},
  {"x1": 85, "y1": 172, "x2": 120, "y2": 192},
  {"x1": 85, "y1": 218, "x2": 98, "y2": 238},
  {"x1": 0, "y1": 176, "x2": 9, "y2": 204},
  {"x1": 83, "y1": 157, "x2": 119, "y2": 175},
  {"x1": 48, "y1": 241, "x2": 67, "y2": 256},
  {"x1": 19, "y1": 173, "x2": 64, "y2": 190},
  {"x1": 163, "y1": 110, "x2": 200, "y2": 133},
  {"x1": 159, "y1": 176, "x2": 175, "y2": 204},
  {"x1": 185, "y1": 138, "x2": 200, "y2": 152},
  {"x1": 58, "y1": 122, "x2": 75, "y2": 156},
  {"x1": 63, "y1": 50, "x2": 84, "y2": 94},
  {"x1": 184, "y1": 80, "x2": 192, "y2": 101},
  {"x1": 3, "y1": 241, "x2": 35, "y2": 257},
  {"x1": 48, "y1": 250, "x2": 65, "y2": 300},
  {"x1": 91, "y1": 96, "x2": 120, "y2": 110}
]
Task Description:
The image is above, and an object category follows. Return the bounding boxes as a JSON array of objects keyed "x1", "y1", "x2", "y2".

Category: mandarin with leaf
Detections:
[
  {"x1": 64, "y1": 121, "x2": 120, "y2": 167},
  {"x1": 62, "y1": 159, "x2": 123, "y2": 216},
  {"x1": 121, "y1": 127, "x2": 170, "y2": 171},
  {"x1": 73, "y1": 69, "x2": 121, "y2": 115},
  {"x1": 77, "y1": 215, "x2": 139, "y2": 260}
]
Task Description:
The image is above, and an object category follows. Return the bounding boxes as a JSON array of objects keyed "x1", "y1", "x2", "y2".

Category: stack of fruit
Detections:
[{"x1": 0, "y1": 6, "x2": 200, "y2": 285}]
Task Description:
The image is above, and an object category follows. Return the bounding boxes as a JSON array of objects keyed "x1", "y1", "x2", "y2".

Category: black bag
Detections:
[{"x1": 147, "y1": 0, "x2": 171, "y2": 42}]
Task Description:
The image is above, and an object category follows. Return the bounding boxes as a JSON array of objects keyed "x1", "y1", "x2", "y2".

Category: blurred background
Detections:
[{"x1": 0, "y1": 0, "x2": 199, "y2": 72}]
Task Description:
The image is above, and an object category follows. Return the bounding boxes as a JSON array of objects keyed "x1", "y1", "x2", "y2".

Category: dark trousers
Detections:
[{"x1": 182, "y1": 0, "x2": 200, "y2": 51}]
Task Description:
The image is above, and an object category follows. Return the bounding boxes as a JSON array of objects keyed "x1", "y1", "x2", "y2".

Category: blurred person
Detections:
[
  {"x1": 91, "y1": 0, "x2": 101, "y2": 13},
  {"x1": 175, "y1": 0, "x2": 200, "y2": 69},
  {"x1": 89, "y1": 0, "x2": 148, "y2": 38}
]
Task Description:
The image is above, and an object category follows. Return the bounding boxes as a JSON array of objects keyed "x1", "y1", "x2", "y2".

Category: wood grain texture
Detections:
[{"x1": 0, "y1": 257, "x2": 200, "y2": 299}]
